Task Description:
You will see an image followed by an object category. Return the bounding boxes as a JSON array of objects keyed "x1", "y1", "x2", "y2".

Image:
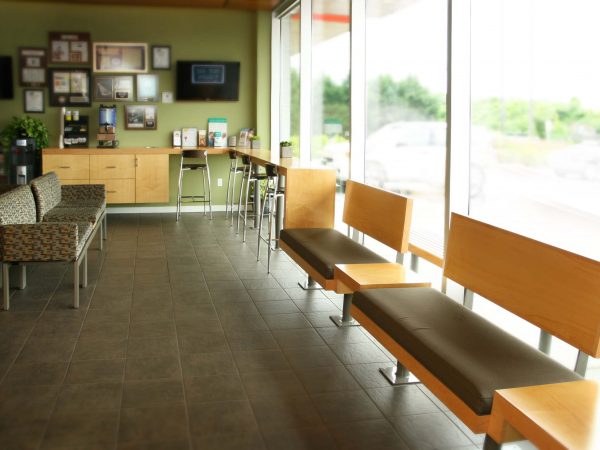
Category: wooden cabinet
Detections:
[
  {"x1": 90, "y1": 155, "x2": 135, "y2": 179},
  {"x1": 90, "y1": 154, "x2": 136, "y2": 204},
  {"x1": 135, "y1": 154, "x2": 169, "y2": 203},
  {"x1": 90, "y1": 178, "x2": 136, "y2": 204},
  {"x1": 43, "y1": 154, "x2": 89, "y2": 183},
  {"x1": 42, "y1": 151, "x2": 170, "y2": 204}
]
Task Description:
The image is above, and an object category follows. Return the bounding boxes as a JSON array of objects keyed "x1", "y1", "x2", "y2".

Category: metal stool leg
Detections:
[
  {"x1": 230, "y1": 164, "x2": 238, "y2": 224},
  {"x1": 257, "y1": 176, "x2": 274, "y2": 261},
  {"x1": 176, "y1": 158, "x2": 184, "y2": 221},
  {"x1": 225, "y1": 160, "x2": 233, "y2": 218},
  {"x1": 205, "y1": 161, "x2": 212, "y2": 220},
  {"x1": 242, "y1": 164, "x2": 253, "y2": 242},
  {"x1": 236, "y1": 165, "x2": 248, "y2": 234}
]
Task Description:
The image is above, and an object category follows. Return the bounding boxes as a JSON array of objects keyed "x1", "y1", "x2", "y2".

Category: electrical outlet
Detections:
[{"x1": 217, "y1": 178, "x2": 223, "y2": 187}]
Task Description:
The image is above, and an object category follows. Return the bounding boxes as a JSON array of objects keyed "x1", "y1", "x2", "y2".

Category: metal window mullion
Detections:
[
  {"x1": 299, "y1": 0, "x2": 312, "y2": 166},
  {"x1": 350, "y1": 0, "x2": 366, "y2": 183},
  {"x1": 270, "y1": 13, "x2": 281, "y2": 152}
]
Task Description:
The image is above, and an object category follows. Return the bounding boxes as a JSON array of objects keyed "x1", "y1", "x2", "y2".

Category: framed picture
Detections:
[
  {"x1": 136, "y1": 74, "x2": 158, "y2": 102},
  {"x1": 114, "y1": 76, "x2": 134, "y2": 101},
  {"x1": 93, "y1": 75, "x2": 134, "y2": 101},
  {"x1": 125, "y1": 105, "x2": 157, "y2": 130},
  {"x1": 151, "y1": 45, "x2": 170, "y2": 70},
  {"x1": 93, "y1": 42, "x2": 148, "y2": 73},
  {"x1": 24, "y1": 89, "x2": 44, "y2": 113},
  {"x1": 19, "y1": 48, "x2": 47, "y2": 87},
  {"x1": 93, "y1": 76, "x2": 113, "y2": 101},
  {"x1": 238, "y1": 128, "x2": 250, "y2": 148},
  {"x1": 49, "y1": 68, "x2": 91, "y2": 106},
  {"x1": 48, "y1": 32, "x2": 91, "y2": 64}
]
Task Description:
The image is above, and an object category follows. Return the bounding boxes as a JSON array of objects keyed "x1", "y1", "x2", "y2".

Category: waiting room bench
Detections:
[
  {"x1": 279, "y1": 180, "x2": 413, "y2": 326},
  {"x1": 0, "y1": 173, "x2": 106, "y2": 310},
  {"x1": 350, "y1": 213, "x2": 600, "y2": 449}
]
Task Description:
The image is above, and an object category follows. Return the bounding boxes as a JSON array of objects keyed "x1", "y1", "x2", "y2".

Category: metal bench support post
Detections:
[
  {"x1": 298, "y1": 275, "x2": 321, "y2": 290},
  {"x1": 538, "y1": 330, "x2": 552, "y2": 355},
  {"x1": 379, "y1": 360, "x2": 419, "y2": 385},
  {"x1": 575, "y1": 351, "x2": 589, "y2": 377},
  {"x1": 463, "y1": 289, "x2": 474, "y2": 310},
  {"x1": 482, "y1": 435, "x2": 502, "y2": 450},
  {"x1": 73, "y1": 260, "x2": 80, "y2": 309},
  {"x1": 330, "y1": 293, "x2": 359, "y2": 327}
]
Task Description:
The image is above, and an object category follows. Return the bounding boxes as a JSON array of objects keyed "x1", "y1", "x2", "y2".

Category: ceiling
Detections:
[{"x1": 17, "y1": 0, "x2": 280, "y2": 11}]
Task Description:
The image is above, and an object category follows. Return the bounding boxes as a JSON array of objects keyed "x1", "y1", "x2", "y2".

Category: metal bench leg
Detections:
[
  {"x1": 98, "y1": 220, "x2": 103, "y2": 251},
  {"x1": 81, "y1": 251, "x2": 88, "y2": 288},
  {"x1": 330, "y1": 293, "x2": 359, "y2": 327},
  {"x1": 380, "y1": 360, "x2": 419, "y2": 385},
  {"x1": 483, "y1": 435, "x2": 502, "y2": 450},
  {"x1": 103, "y1": 213, "x2": 108, "y2": 240},
  {"x1": 17, "y1": 264, "x2": 26, "y2": 290},
  {"x1": 3, "y1": 263, "x2": 10, "y2": 311},
  {"x1": 73, "y1": 260, "x2": 80, "y2": 309},
  {"x1": 298, "y1": 275, "x2": 322, "y2": 290}
]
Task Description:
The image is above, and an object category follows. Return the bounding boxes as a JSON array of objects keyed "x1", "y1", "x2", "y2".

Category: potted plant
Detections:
[
  {"x1": 0, "y1": 115, "x2": 49, "y2": 151},
  {"x1": 1, "y1": 116, "x2": 49, "y2": 180},
  {"x1": 280, "y1": 140, "x2": 293, "y2": 158},
  {"x1": 250, "y1": 135, "x2": 261, "y2": 150}
]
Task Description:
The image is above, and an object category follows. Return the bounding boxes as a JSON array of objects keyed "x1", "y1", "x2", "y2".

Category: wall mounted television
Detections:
[
  {"x1": 176, "y1": 61, "x2": 240, "y2": 101},
  {"x1": 0, "y1": 56, "x2": 14, "y2": 99}
]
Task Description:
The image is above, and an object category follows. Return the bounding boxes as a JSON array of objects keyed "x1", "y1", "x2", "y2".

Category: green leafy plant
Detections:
[
  {"x1": 0, "y1": 115, "x2": 49, "y2": 150},
  {"x1": 280, "y1": 140, "x2": 292, "y2": 147},
  {"x1": 249, "y1": 135, "x2": 261, "y2": 141}
]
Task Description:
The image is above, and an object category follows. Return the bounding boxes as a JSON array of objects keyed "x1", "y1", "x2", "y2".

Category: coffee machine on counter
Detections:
[{"x1": 97, "y1": 105, "x2": 118, "y2": 148}]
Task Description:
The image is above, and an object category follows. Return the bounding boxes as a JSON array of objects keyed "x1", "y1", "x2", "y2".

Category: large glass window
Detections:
[
  {"x1": 279, "y1": 6, "x2": 301, "y2": 156},
  {"x1": 310, "y1": 0, "x2": 350, "y2": 229},
  {"x1": 365, "y1": 0, "x2": 448, "y2": 248},
  {"x1": 469, "y1": 0, "x2": 600, "y2": 374},
  {"x1": 470, "y1": 0, "x2": 600, "y2": 260}
]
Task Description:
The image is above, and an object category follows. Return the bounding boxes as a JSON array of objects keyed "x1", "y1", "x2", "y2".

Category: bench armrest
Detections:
[
  {"x1": 0, "y1": 223, "x2": 79, "y2": 262},
  {"x1": 61, "y1": 184, "x2": 106, "y2": 203}
]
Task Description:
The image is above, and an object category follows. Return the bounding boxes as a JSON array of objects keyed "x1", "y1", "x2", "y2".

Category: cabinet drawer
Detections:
[
  {"x1": 43, "y1": 155, "x2": 89, "y2": 180},
  {"x1": 90, "y1": 155, "x2": 135, "y2": 179},
  {"x1": 91, "y1": 178, "x2": 135, "y2": 204},
  {"x1": 60, "y1": 179, "x2": 90, "y2": 186}
]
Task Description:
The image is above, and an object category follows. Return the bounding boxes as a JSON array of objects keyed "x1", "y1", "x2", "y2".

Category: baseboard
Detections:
[{"x1": 107, "y1": 205, "x2": 237, "y2": 214}]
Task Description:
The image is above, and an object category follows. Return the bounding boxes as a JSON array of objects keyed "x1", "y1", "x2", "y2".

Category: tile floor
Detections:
[{"x1": 0, "y1": 213, "x2": 489, "y2": 450}]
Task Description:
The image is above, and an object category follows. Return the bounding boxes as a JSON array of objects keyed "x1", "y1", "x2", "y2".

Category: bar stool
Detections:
[
  {"x1": 236, "y1": 155, "x2": 268, "y2": 242},
  {"x1": 176, "y1": 149, "x2": 212, "y2": 221},
  {"x1": 225, "y1": 150, "x2": 244, "y2": 223},
  {"x1": 257, "y1": 164, "x2": 285, "y2": 272}
]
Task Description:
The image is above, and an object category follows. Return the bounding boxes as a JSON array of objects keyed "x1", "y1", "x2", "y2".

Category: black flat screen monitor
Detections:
[
  {"x1": 0, "y1": 56, "x2": 14, "y2": 100},
  {"x1": 176, "y1": 61, "x2": 240, "y2": 101}
]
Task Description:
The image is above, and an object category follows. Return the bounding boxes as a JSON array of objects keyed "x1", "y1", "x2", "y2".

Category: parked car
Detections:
[
  {"x1": 320, "y1": 121, "x2": 490, "y2": 197},
  {"x1": 547, "y1": 142, "x2": 600, "y2": 181}
]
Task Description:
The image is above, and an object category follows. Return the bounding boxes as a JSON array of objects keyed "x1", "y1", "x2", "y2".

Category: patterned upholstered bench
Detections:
[
  {"x1": 30, "y1": 172, "x2": 106, "y2": 250},
  {"x1": 351, "y1": 213, "x2": 600, "y2": 449},
  {"x1": 0, "y1": 185, "x2": 95, "y2": 310}
]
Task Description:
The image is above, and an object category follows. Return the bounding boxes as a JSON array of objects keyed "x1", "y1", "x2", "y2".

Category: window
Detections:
[
  {"x1": 311, "y1": 0, "x2": 350, "y2": 230},
  {"x1": 469, "y1": 0, "x2": 600, "y2": 374},
  {"x1": 279, "y1": 5, "x2": 301, "y2": 156},
  {"x1": 364, "y1": 0, "x2": 448, "y2": 247}
]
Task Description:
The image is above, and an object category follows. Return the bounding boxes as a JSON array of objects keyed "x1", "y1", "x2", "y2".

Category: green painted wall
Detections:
[{"x1": 0, "y1": 0, "x2": 272, "y2": 207}]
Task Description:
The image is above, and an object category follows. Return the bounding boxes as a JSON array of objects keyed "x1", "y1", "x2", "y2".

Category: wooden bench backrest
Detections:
[
  {"x1": 342, "y1": 181, "x2": 413, "y2": 253},
  {"x1": 444, "y1": 213, "x2": 600, "y2": 357}
]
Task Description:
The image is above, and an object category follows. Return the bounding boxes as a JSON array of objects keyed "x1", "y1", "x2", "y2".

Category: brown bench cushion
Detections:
[
  {"x1": 353, "y1": 287, "x2": 581, "y2": 415},
  {"x1": 280, "y1": 228, "x2": 387, "y2": 279}
]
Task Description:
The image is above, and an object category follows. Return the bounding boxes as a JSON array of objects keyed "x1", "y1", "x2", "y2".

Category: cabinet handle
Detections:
[
  {"x1": 105, "y1": 166, "x2": 117, "y2": 169},
  {"x1": 107, "y1": 190, "x2": 117, "y2": 193},
  {"x1": 135, "y1": 158, "x2": 138, "y2": 168},
  {"x1": 59, "y1": 166, "x2": 71, "y2": 169}
]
